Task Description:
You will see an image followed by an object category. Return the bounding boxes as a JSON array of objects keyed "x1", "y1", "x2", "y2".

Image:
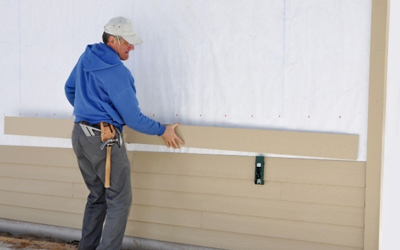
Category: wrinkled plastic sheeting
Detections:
[
  {"x1": 0, "y1": 0, "x2": 372, "y2": 160},
  {"x1": 133, "y1": 0, "x2": 371, "y2": 160}
]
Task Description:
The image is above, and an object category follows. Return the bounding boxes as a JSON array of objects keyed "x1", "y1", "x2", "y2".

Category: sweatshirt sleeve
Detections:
[
  {"x1": 64, "y1": 65, "x2": 77, "y2": 107},
  {"x1": 111, "y1": 86, "x2": 166, "y2": 136}
]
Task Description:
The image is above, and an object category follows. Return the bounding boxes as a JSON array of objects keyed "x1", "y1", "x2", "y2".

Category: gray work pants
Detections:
[{"x1": 71, "y1": 123, "x2": 132, "y2": 250}]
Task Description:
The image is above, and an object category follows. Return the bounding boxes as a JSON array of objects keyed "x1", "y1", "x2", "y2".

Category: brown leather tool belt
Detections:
[{"x1": 78, "y1": 121, "x2": 122, "y2": 188}]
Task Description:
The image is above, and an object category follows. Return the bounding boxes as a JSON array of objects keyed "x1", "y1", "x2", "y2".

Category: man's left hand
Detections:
[{"x1": 161, "y1": 123, "x2": 185, "y2": 149}]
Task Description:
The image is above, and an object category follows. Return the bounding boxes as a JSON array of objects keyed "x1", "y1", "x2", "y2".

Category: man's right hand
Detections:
[{"x1": 161, "y1": 123, "x2": 185, "y2": 149}]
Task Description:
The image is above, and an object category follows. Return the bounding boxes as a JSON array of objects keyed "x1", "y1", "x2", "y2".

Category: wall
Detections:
[
  {"x1": 3, "y1": 0, "x2": 397, "y2": 249},
  {"x1": 0, "y1": 125, "x2": 366, "y2": 250}
]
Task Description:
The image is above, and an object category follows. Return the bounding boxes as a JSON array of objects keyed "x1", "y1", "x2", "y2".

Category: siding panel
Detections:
[
  {"x1": 131, "y1": 172, "x2": 282, "y2": 200},
  {"x1": 0, "y1": 163, "x2": 82, "y2": 183},
  {"x1": 131, "y1": 189, "x2": 364, "y2": 227},
  {"x1": 4, "y1": 117, "x2": 359, "y2": 160},
  {"x1": 281, "y1": 183, "x2": 365, "y2": 207},
  {"x1": 0, "y1": 176, "x2": 73, "y2": 198},
  {"x1": 131, "y1": 152, "x2": 366, "y2": 187},
  {"x1": 72, "y1": 183, "x2": 89, "y2": 199},
  {"x1": 0, "y1": 204, "x2": 82, "y2": 230},
  {"x1": 0, "y1": 145, "x2": 76, "y2": 168},
  {"x1": 0, "y1": 143, "x2": 366, "y2": 249},
  {"x1": 128, "y1": 205, "x2": 202, "y2": 228},
  {"x1": 202, "y1": 212, "x2": 363, "y2": 248},
  {"x1": 125, "y1": 221, "x2": 362, "y2": 250},
  {"x1": 0, "y1": 190, "x2": 84, "y2": 214},
  {"x1": 131, "y1": 172, "x2": 364, "y2": 207},
  {"x1": 265, "y1": 157, "x2": 365, "y2": 187},
  {"x1": 126, "y1": 125, "x2": 359, "y2": 160}
]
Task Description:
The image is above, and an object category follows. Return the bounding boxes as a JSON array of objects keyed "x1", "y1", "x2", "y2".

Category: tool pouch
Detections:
[{"x1": 100, "y1": 122, "x2": 116, "y2": 142}]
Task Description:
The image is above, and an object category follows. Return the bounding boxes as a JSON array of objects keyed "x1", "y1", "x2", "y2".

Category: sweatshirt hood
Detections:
[{"x1": 82, "y1": 43, "x2": 122, "y2": 72}]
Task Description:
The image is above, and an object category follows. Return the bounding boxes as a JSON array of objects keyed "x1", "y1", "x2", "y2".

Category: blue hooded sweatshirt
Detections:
[{"x1": 64, "y1": 43, "x2": 166, "y2": 136}]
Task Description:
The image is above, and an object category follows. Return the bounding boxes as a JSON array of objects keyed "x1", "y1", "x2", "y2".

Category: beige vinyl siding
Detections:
[
  {"x1": 0, "y1": 145, "x2": 77, "y2": 167},
  {"x1": 131, "y1": 188, "x2": 364, "y2": 227},
  {"x1": 125, "y1": 222, "x2": 362, "y2": 250},
  {"x1": 0, "y1": 204, "x2": 83, "y2": 230},
  {"x1": 201, "y1": 212, "x2": 363, "y2": 247},
  {"x1": 0, "y1": 176, "x2": 74, "y2": 197},
  {"x1": 0, "y1": 145, "x2": 365, "y2": 250},
  {"x1": 0, "y1": 190, "x2": 85, "y2": 215},
  {"x1": 125, "y1": 125, "x2": 359, "y2": 160},
  {"x1": 130, "y1": 170, "x2": 364, "y2": 207},
  {"x1": 4, "y1": 116, "x2": 359, "y2": 160},
  {"x1": 131, "y1": 152, "x2": 366, "y2": 187}
]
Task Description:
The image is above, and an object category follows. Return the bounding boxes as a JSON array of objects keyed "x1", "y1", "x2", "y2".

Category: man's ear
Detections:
[{"x1": 108, "y1": 36, "x2": 116, "y2": 45}]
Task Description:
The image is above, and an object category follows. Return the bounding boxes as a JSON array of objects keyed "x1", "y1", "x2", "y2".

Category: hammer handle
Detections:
[{"x1": 105, "y1": 146, "x2": 111, "y2": 188}]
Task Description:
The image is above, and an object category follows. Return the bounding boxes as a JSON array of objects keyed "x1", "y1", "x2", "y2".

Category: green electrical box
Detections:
[{"x1": 254, "y1": 156, "x2": 264, "y2": 185}]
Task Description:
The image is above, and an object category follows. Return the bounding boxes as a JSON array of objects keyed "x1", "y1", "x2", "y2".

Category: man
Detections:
[{"x1": 64, "y1": 16, "x2": 184, "y2": 250}]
